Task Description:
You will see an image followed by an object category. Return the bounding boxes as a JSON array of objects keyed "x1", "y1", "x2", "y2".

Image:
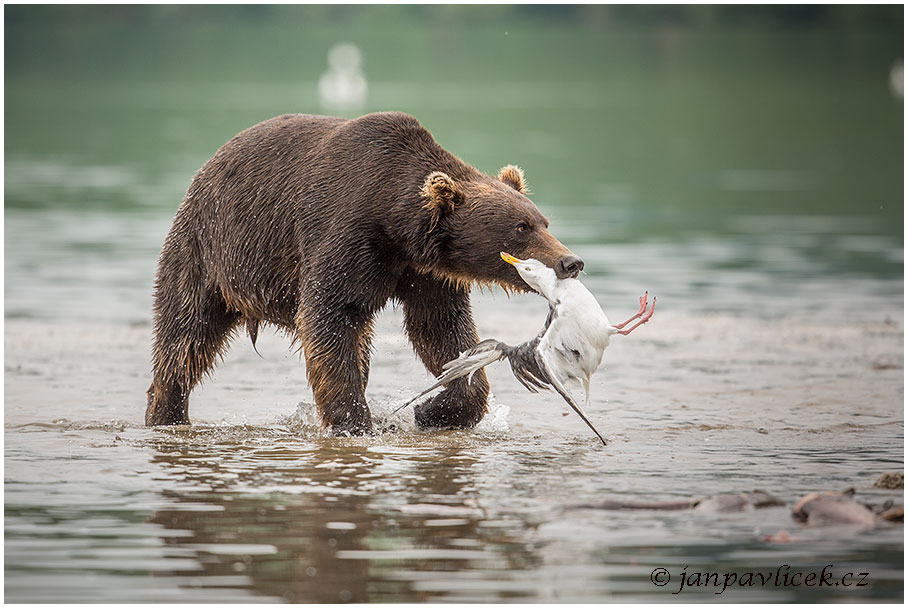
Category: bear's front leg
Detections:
[
  {"x1": 398, "y1": 271, "x2": 489, "y2": 429},
  {"x1": 298, "y1": 300, "x2": 376, "y2": 436}
]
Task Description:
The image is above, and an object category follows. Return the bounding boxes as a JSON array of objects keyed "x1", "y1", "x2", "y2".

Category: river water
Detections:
[{"x1": 5, "y1": 11, "x2": 904, "y2": 602}]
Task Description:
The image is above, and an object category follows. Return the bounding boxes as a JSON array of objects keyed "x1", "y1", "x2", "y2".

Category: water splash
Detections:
[
  {"x1": 475, "y1": 395, "x2": 511, "y2": 435},
  {"x1": 274, "y1": 395, "x2": 510, "y2": 439},
  {"x1": 276, "y1": 401, "x2": 326, "y2": 436}
]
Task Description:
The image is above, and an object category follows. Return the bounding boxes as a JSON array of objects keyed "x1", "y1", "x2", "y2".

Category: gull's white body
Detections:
[
  {"x1": 511, "y1": 259, "x2": 617, "y2": 403},
  {"x1": 536, "y1": 275, "x2": 615, "y2": 401}
]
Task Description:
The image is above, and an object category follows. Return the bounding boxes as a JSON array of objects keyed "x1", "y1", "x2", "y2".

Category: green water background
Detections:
[{"x1": 6, "y1": 6, "x2": 903, "y2": 242}]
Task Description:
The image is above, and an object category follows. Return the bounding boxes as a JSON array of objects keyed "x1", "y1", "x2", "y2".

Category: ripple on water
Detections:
[{"x1": 4, "y1": 307, "x2": 903, "y2": 602}]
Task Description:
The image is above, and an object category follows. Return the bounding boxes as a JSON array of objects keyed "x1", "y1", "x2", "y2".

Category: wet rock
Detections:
[
  {"x1": 878, "y1": 506, "x2": 904, "y2": 522},
  {"x1": 873, "y1": 472, "x2": 904, "y2": 489},
  {"x1": 792, "y1": 490, "x2": 876, "y2": 527}
]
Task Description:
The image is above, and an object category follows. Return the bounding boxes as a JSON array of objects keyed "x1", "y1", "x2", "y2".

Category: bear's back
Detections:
[
  {"x1": 190, "y1": 112, "x2": 454, "y2": 206},
  {"x1": 171, "y1": 112, "x2": 465, "y2": 324},
  {"x1": 222, "y1": 111, "x2": 435, "y2": 163}
]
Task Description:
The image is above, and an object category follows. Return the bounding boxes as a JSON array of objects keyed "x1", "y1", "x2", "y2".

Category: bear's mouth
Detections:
[
  {"x1": 499, "y1": 251, "x2": 542, "y2": 293},
  {"x1": 558, "y1": 268, "x2": 580, "y2": 280},
  {"x1": 501, "y1": 251, "x2": 580, "y2": 280}
]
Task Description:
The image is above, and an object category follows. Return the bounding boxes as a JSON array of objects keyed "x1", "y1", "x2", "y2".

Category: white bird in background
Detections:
[
  {"x1": 889, "y1": 59, "x2": 903, "y2": 99},
  {"x1": 318, "y1": 42, "x2": 368, "y2": 112},
  {"x1": 395, "y1": 252, "x2": 656, "y2": 445}
]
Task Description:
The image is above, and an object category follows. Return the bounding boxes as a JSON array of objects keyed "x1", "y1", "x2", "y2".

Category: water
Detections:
[{"x1": 5, "y1": 10, "x2": 904, "y2": 602}]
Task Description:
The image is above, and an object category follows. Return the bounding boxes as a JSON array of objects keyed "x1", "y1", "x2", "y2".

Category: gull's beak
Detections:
[{"x1": 500, "y1": 252, "x2": 520, "y2": 266}]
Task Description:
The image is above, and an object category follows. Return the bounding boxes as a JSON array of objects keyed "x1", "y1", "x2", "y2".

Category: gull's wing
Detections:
[
  {"x1": 536, "y1": 349, "x2": 608, "y2": 446},
  {"x1": 505, "y1": 338, "x2": 550, "y2": 393},
  {"x1": 504, "y1": 303, "x2": 559, "y2": 393},
  {"x1": 392, "y1": 339, "x2": 507, "y2": 414}
]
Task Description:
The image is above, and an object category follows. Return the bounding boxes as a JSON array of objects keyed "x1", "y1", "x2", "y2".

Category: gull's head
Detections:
[{"x1": 500, "y1": 252, "x2": 560, "y2": 299}]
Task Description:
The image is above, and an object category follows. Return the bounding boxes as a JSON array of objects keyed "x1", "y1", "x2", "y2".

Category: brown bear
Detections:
[{"x1": 146, "y1": 112, "x2": 583, "y2": 434}]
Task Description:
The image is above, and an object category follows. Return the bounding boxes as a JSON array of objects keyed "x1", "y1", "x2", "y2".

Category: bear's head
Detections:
[{"x1": 420, "y1": 165, "x2": 583, "y2": 292}]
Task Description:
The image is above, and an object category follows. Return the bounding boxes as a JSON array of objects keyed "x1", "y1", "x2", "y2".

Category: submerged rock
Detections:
[
  {"x1": 792, "y1": 490, "x2": 876, "y2": 527},
  {"x1": 693, "y1": 490, "x2": 784, "y2": 513},
  {"x1": 572, "y1": 498, "x2": 696, "y2": 511},
  {"x1": 572, "y1": 490, "x2": 783, "y2": 513},
  {"x1": 573, "y1": 489, "x2": 899, "y2": 530}
]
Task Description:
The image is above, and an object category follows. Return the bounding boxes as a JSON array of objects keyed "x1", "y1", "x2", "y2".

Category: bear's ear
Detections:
[
  {"x1": 498, "y1": 165, "x2": 528, "y2": 194},
  {"x1": 421, "y1": 171, "x2": 463, "y2": 232}
]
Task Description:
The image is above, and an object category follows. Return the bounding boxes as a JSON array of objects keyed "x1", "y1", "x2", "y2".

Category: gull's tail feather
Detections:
[
  {"x1": 538, "y1": 352, "x2": 608, "y2": 446},
  {"x1": 392, "y1": 339, "x2": 507, "y2": 414}
]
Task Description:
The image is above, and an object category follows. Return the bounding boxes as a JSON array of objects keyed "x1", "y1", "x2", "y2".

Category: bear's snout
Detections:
[{"x1": 557, "y1": 255, "x2": 585, "y2": 279}]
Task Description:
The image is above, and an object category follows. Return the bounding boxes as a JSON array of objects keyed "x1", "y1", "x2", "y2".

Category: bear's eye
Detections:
[{"x1": 515, "y1": 222, "x2": 530, "y2": 234}]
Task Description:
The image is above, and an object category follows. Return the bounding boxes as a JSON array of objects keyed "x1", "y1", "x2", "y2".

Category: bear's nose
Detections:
[{"x1": 557, "y1": 255, "x2": 584, "y2": 278}]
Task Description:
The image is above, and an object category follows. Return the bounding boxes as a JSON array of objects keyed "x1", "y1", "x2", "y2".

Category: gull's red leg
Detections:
[
  {"x1": 613, "y1": 291, "x2": 649, "y2": 330},
  {"x1": 614, "y1": 297, "x2": 656, "y2": 336}
]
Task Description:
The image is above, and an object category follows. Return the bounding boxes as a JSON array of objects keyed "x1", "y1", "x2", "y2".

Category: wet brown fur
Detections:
[{"x1": 146, "y1": 112, "x2": 578, "y2": 434}]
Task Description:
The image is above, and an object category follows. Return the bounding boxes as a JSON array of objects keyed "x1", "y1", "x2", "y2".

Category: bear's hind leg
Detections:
[
  {"x1": 398, "y1": 272, "x2": 489, "y2": 429},
  {"x1": 147, "y1": 281, "x2": 241, "y2": 426}
]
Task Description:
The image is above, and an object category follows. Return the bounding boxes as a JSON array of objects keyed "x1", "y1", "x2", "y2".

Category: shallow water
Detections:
[
  {"x1": 5, "y1": 11, "x2": 904, "y2": 603},
  {"x1": 6, "y1": 248, "x2": 904, "y2": 602}
]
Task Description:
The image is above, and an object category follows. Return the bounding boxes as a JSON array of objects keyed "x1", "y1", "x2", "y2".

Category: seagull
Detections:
[
  {"x1": 318, "y1": 42, "x2": 368, "y2": 112},
  {"x1": 394, "y1": 252, "x2": 655, "y2": 445}
]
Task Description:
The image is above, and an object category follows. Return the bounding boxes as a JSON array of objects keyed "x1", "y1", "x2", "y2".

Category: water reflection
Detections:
[
  {"x1": 137, "y1": 426, "x2": 904, "y2": 602},
  {"x1": 146, "y1": 437, "x2": 539, "y2": 602}
]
